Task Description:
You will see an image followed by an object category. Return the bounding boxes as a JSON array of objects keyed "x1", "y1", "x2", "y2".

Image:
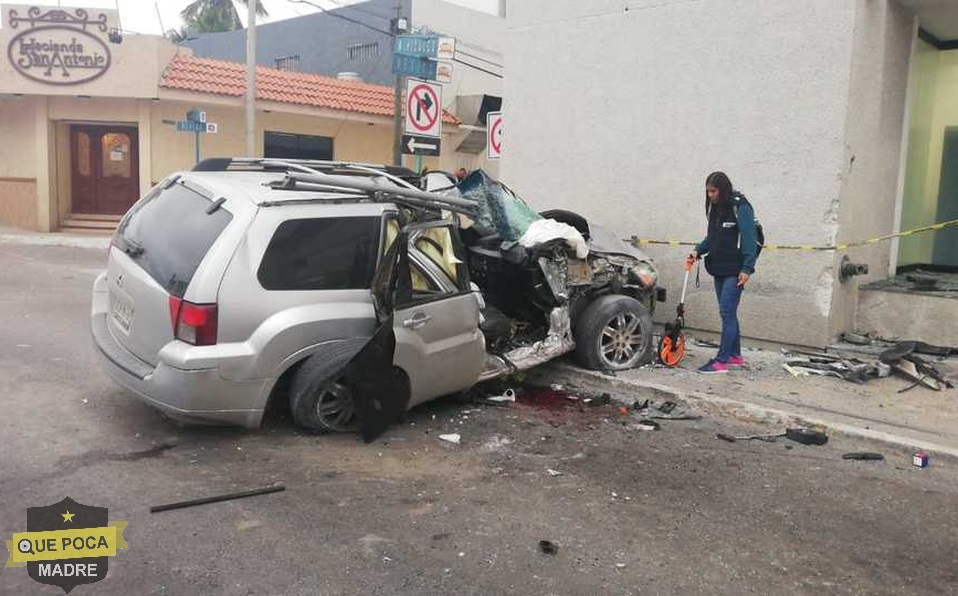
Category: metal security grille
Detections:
[
  {"x1": 274, "y1": 55, "x2": 301, "y2": 71},
  {"x1": 346, "y1": 42, "x2": 380, "y2": 62}
]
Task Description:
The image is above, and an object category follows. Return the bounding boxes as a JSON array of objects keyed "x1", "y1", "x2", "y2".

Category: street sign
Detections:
[
  {"x1": 436, "y1": 37, "x2": 456, "y2": 61},
  {"x1": 402, "y1": 134, "x2": 441, "y2": 156},
  {"x1": 186, "y1": 109, "x2": 206, "y2": 123},
  {"x1": 404, "y1": 79, "x2": 442, "y2": 139},
  {"x1": 487, "y1": 111, "x2": 502, "y2": 159},
  {"x1": 392, "y1": 53, "x2": 436, "y2": 80},
  {"x1": 392, "y1": 34, "x2": 456, "y2": 83},
  {"x1": 205, "y1": 123, "x2": 218, "y2": 134},
  {"x1": 394, "y1": 35, "x2": 440, "y2": 57},
  {"x1": 435, "y1": 61, "x2": 453, "y2": 84},
  {"x1": 176, "y1": 120, "x2": 205, "y2": 132}
]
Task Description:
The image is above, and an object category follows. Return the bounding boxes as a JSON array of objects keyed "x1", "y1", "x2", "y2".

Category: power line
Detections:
[
  {"x1": 453, "y1": 57, "x2": 502, "y2": 79},
  {"x1": 288, "y1": 0, "x2": 394, "y2": 37},
  {"x1": 288, "y1": 0, "x2": 504, "y2": 78},
  {"x1": 322, "y1": 0, "x2": 393, "y2": 22},
  {"x1": 456, "y1": 49, "x2": 502, "y2": 69}
]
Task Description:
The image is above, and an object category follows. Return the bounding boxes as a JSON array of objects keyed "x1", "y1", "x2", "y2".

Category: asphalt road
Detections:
[{"x1": 2, "y1": 243, "x2": 957, "y2": 595}]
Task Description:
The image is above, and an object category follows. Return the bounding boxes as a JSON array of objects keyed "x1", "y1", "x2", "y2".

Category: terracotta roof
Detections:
[{"x1": 159, "y1": 53, "x2": 459, "y2": 124}]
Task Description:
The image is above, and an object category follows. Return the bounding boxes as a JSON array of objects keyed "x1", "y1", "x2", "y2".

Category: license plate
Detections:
[{"x1": 110, "y1": 291, "x2": 134, "y2": 332}]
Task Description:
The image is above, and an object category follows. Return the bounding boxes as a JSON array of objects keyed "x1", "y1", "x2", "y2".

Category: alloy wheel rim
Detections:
[
  {"x1": 600, "y1": 312, "x2": 643, "y2": 367},
  {"x1": 315, "y1": 379, "x2": 356, "y2": 430}
]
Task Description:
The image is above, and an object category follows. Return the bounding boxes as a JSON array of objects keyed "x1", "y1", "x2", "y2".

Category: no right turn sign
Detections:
[{"x1": 487, "y1": 112, "x2": 502, "y2": 159}]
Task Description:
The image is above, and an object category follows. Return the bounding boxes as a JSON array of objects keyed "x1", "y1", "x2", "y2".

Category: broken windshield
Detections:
[{"x1": 456, "y1": 170, "x2": 542, "y2": 242}]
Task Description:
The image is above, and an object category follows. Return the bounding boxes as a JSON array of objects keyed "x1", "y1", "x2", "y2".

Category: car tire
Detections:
[
  {"x1": 289, "y1": 339, "x2": 369, "y2": 433},
  {"x1": 575, "y1": 295, "x2": 654, "y2": 370}
]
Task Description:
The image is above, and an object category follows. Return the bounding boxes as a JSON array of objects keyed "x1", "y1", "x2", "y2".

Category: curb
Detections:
[
  {"x1": 526, "y1": 363, "x2": 958, "y2": 461},
  {"x1": 0, "y1": 233, "x2": 110, "y2": 250}
]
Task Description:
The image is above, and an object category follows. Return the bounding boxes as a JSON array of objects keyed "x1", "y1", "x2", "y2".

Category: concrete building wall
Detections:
[
  {"x1": 830, "y1": 0, "x2": 915, "y2": 336},
  {"x1": 0, "y1": 98, "x2": 38, "y2": 229},
  {"x1": 503, "y1": 0, "x2": 861, "y2": 346}
]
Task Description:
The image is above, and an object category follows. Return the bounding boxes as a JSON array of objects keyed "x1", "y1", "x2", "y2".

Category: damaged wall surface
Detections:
[
  {"x1": 831, "y1": 0, "x2": 914, "y2": 338},
  {"x1": 502, "y1": 0, "x2": 917, "y2": 347}
]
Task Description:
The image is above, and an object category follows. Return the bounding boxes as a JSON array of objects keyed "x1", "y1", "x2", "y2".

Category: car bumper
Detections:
[{"x1": 91, "y1": 311, "x2": 270, "y2": 428}]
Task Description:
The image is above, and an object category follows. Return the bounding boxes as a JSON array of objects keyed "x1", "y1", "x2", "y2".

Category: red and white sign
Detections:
[
  {"x1": 487, "y1": 111, "x2": 502, "y2": 159},
  {"x1": 404, "y1": 79, "x2": 442, "y2": 139}
]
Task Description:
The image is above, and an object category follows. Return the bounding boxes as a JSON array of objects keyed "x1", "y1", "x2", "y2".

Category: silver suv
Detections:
[{"x1": 91, "y1": 159, "x2": 664, "y2": 440}]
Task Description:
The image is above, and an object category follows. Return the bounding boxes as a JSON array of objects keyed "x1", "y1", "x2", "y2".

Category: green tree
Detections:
[{"x1": 170, "y1": 0, "x2": 269, "y2": 40}]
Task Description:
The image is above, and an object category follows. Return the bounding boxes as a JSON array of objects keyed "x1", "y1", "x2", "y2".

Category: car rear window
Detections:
[
  {"x1": 258, "y1": 217, "x2": 381, "y2": 291},
  {"x1": 114, "y1": 182, "x2": 233, "y2": 297}
]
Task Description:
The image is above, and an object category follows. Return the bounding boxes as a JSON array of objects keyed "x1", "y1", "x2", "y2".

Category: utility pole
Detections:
[
  {"x1": 391, "y1": 2, "x2": 406, "y2": 166},
  {"x1": 245, "y1": 0, "x2": 257, "y2": 157}
]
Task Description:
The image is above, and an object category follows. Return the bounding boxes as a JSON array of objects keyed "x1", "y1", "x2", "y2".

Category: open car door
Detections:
[{"x1": 344, "y1": 229, "x2": 411, "y2": 443}]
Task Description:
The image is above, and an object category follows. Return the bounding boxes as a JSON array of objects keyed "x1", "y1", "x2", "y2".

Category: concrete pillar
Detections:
[
  {"x1": 34, "y1": 97, "x2": 52, "y2": 232},
  {"x1": 138, "y1": 99, "x2": 153, "y2": 195}
]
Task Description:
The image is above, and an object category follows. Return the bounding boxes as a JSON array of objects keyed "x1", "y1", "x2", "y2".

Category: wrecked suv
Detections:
[{"x1": 90, "y1": 159, "x2": 664, "y2": 438}]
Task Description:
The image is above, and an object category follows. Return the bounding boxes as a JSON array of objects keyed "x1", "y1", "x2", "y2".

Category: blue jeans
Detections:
[{"x1": 713, "y1": 275, "x2": 743, "y2": 362}]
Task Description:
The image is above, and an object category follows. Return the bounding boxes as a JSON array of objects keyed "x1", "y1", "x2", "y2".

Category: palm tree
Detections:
[{"x1": 177, "y1": 0, "x2": 269, "y2": 37}]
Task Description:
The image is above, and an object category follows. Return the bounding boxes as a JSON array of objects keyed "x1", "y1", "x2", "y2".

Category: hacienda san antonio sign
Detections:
[{"x1": 5, "y1": 6, "x2": 114, "y2": 85}]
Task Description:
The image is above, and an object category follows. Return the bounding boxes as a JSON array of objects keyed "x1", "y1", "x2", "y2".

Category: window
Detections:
[
  {"x1": 115, "y1": 183, "x2": 233, "y2": 297},
  {"x1": 274, "y1": 55, "x2": 301, "y2": 71},
  {"x1": 101, "y1": 132, "x2": 132, "y2": 178},
  {"x1": 258, "y1": 217, "x2": 381, "y2": 291},
  {"x1": 264, "y1": 131, "x2": 333, "y2": 161},
  {"x1": 346, "y1": 42, "x2": 380, "y2": 62}
]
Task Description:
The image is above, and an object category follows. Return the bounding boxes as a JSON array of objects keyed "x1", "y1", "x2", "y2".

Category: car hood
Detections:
[{"x1": 586, "y1": 222, "x2": 651, "y2": 262}]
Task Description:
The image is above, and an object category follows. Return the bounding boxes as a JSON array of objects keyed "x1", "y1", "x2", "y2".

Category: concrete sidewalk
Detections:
[
  {"x1": 0, "y1": 226, "x2": 111, "y2": 250},
  {"x1": 528, "y1": 340, "x2": 958, "y2": 459}
]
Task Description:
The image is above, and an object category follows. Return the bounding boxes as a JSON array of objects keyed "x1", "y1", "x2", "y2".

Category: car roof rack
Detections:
[{"x1": 193, "y1": 157, "x2": 476, "y2": 216}]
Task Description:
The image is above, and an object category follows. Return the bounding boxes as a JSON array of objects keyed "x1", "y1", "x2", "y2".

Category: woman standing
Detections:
[{"x1": 688, "y1": 171, "x2": 758, "y2": 374}]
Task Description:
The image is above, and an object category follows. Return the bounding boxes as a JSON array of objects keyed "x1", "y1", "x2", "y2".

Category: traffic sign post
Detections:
[
  {"x1": 405, "y1": 79, "x2": 442, "y2": 139},
  {"x1": 487, "y1": 111, "x2": 502, "y2": 159},
  {"x1": 166, "y1": 109, "x2": 218, "y2": 164}
]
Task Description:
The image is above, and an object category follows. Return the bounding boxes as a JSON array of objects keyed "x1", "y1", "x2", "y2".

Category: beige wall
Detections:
[
  {"x1": 150, "y1": 100, "x2": 397, "y2": 182},
  {"x1": 0, "y1": 98, "x2": 37, "y2": 178},
  {"x1": 830, "y1": 0, "x2": 914, "y2": 337}
]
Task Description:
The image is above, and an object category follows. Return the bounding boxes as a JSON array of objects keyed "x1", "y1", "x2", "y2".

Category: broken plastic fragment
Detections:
[
  {"x1": 439, "y1": 434, "x2": 461, "y2": 445},
  {"x1": 487, "y1": 389, "x2": 516, "y2": 403}
]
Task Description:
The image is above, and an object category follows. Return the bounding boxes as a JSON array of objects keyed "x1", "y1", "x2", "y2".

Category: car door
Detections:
[{"x1": 393, "y1": 220, "x2": 486, "y2": 406}]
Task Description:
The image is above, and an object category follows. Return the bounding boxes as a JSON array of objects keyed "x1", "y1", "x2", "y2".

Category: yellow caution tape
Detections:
[{"x1": 629, "y1": 217, "x2": 958, "y2": 253}]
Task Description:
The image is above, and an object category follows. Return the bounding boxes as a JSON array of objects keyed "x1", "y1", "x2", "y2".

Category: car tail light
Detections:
[{"x1": 168, "y1": 296, "x2": 218, "y2": 346}]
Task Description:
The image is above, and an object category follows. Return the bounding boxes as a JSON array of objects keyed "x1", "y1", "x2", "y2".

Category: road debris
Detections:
[
  {"x1": 782, "y1": 342, "x2": 954, "y2": 391},
  {"x1": 439, "y1": 433, "x2": 462, "y2": 445},
  {"x1": 717, "y1": 428, "x2": 828, "y2": 445},
  {"x1": 546, "y1": 469, "x2": 563, "y2": 477},
  {"x1": 913, "y1": 450, "x2": 930, "y2": 468},
  {"x1": 150, "y1": 483, "x2": 285, "y2": 513},
  {"x1": 538, "y1": 540, "x2": 558, "y2": 555},
  {"x1": 633, "y1": 420, "x2": 661, "y2": 431},
  {"x1": 487, "y1": 389, "x2": 517, "y2": 403},
  {"x1": 842, "y1": 452, "x2": 884, "y2": 461}
]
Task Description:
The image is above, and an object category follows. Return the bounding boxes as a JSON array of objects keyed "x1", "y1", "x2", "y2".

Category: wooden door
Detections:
[{"x1": 70, "y1": 125, "x2": 140, "y2": 215}]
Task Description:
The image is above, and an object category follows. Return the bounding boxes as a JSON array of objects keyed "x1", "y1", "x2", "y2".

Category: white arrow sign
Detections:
[{"x1": 407, "y1": 137, "x2": 437, "y2": 152}]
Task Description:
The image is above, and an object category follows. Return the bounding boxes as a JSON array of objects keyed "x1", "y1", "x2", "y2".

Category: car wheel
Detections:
[
  {"x1": 575, "y1": 295, "x2": 654, "y2": 370},
  {"x1": 289, "y1": 340, "x2": 368, "y2": 433}
]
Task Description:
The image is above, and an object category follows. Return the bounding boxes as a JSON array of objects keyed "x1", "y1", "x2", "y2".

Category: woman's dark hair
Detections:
[{"x1": 705, "y1": 171, "x2": 734, "y2": 218}]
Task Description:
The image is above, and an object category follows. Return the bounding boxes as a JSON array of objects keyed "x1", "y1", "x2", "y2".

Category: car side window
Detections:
[{"x1": 258, "y1": 216, "x2": 380, "y2": 290}]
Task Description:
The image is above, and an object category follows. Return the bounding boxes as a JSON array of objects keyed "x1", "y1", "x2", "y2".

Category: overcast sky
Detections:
[{"x1": 0, "y1": 0, "x2": 498, "y2": 35}]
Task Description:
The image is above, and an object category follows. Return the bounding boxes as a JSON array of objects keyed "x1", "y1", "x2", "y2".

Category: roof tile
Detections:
[{"x1": 159, "y1": 53, "x2": 459, "y2": 124}]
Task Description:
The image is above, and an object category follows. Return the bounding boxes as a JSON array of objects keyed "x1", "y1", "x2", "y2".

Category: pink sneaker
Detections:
[
  {"x1": 727, "y1": 356, "x2": 746, "y2": 368},
  {"x1": 697, "y1": 359, "x2": 728, "y2": 374}
]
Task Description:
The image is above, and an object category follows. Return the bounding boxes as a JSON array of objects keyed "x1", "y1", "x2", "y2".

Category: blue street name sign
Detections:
[
  {"x1": 176, "y1": 121, "x2": 206, "y2": 133},
  {"x1": 394, "y1": 35, "x2": 439, "y2": 57},
  {"x1": 391, "y1": 53, "x2": 437, "y2": 80}
]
